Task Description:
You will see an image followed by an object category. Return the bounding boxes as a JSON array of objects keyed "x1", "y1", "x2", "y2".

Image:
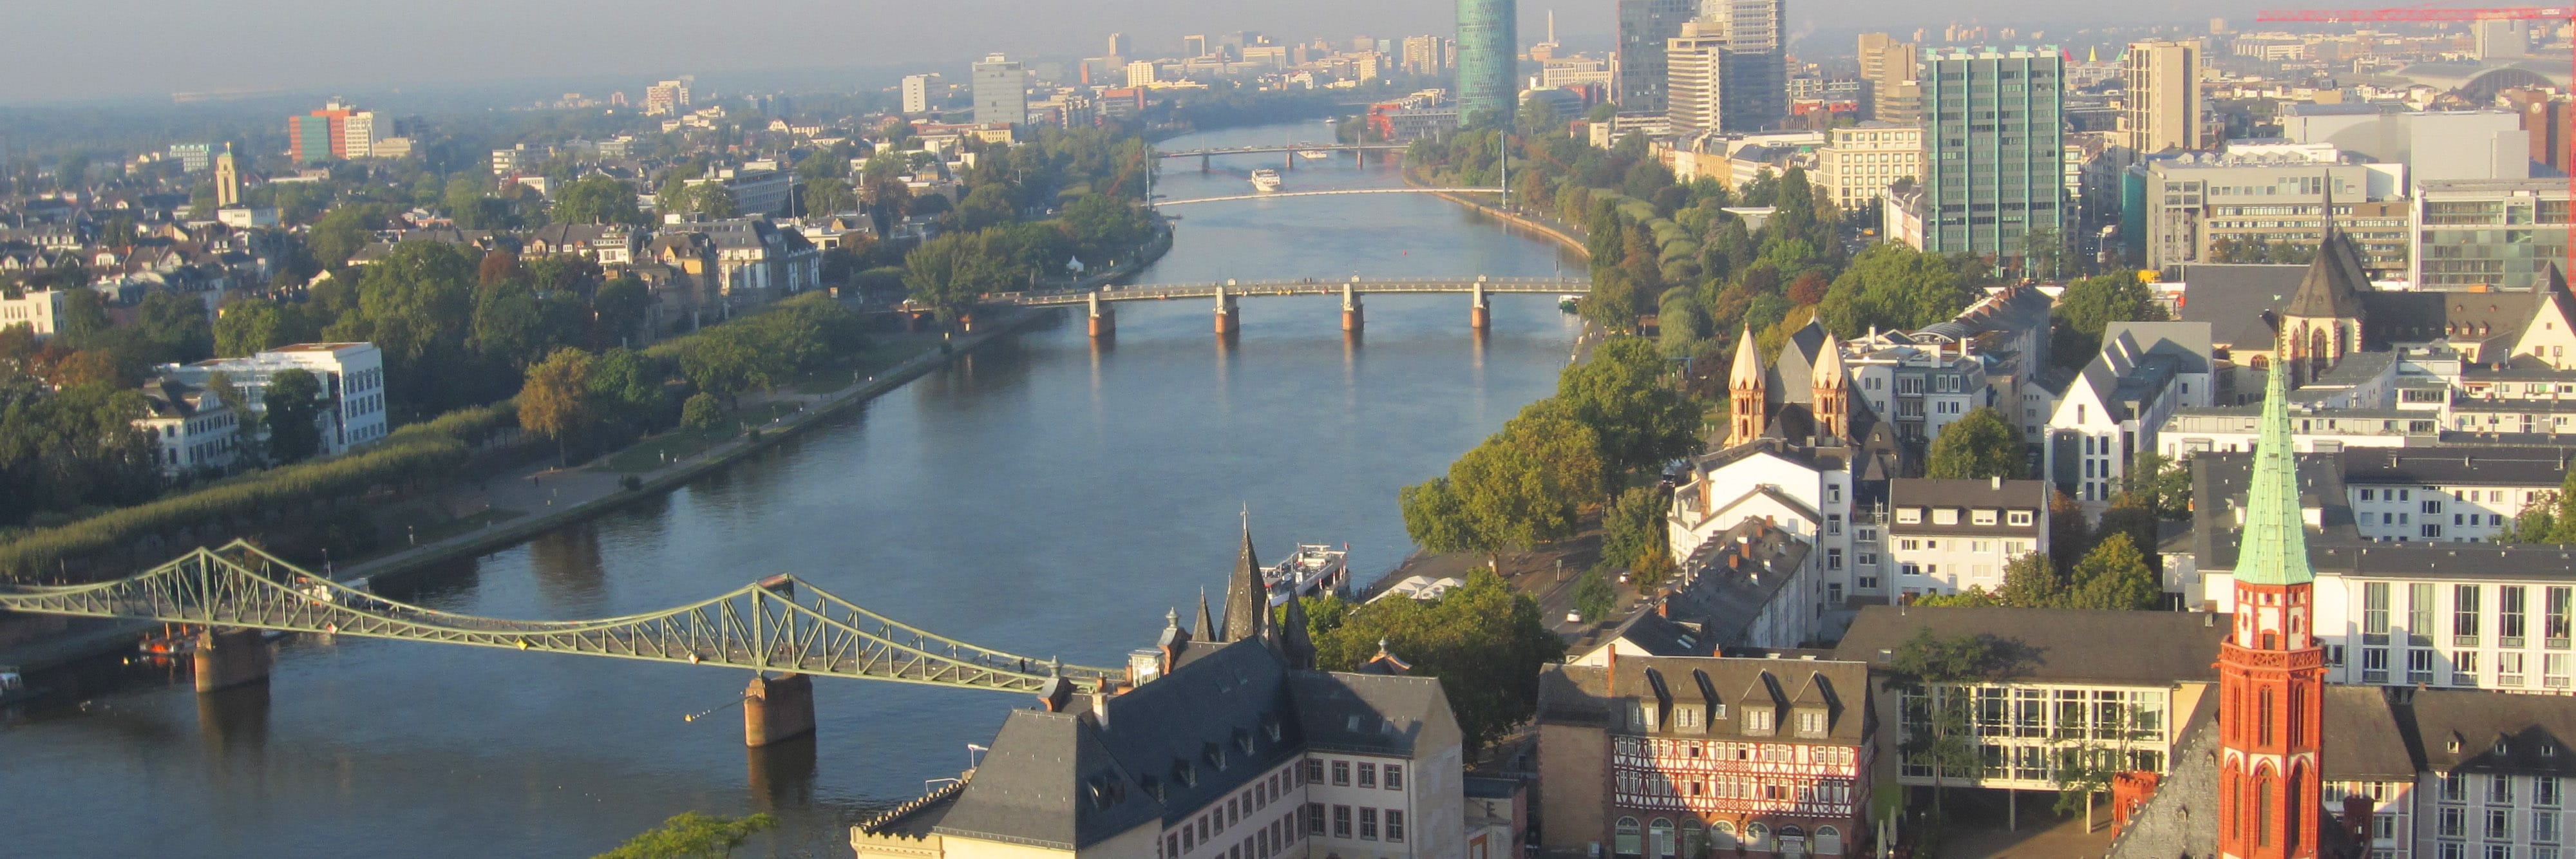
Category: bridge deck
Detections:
[
  {"x1": 1156, "y1": 144, "x2": 1408, "y2": 158},
  {"x1": 988, "y1": 278, "x2": 1589, "y2": 307},
  {"x1": 1156, "y1": 187, "x2": 1499, "y2": 206}
]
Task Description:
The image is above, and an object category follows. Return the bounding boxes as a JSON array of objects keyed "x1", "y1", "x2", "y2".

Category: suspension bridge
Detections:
[{"x1": 0, "y1": 542, "x2": 1120, "y2": 744}]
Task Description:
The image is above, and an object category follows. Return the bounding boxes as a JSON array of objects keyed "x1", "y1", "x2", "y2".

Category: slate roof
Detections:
[
  {"x1": 2175, "y1": 263, "x2": 2307, "y2": 350},
  {"x1": 1535, "y1": 657, "x2": 1872, "y2": 746},
  {"x1": 2280, "y1": 231, "x2": 2371, "y2": 320},
  {"x1": 1832, "y1": 605, "x2": 2230, "y2": 686},
  {"x1": 2321, "y1": 685, "x2": 2420, "y2": 781},
  {"x1": 2190, "y1": 450, "x2": 2576, "y2": 580},
  {"x1": 2337, "y1": 446, "x2": 2570, "y2": 487}
]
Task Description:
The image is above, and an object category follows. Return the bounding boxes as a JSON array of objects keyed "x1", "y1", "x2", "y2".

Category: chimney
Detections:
[
  {"x1": 1657, "y1": 599, "x2": 1671, "y2": 619},
  {"x1": 1090, "y1": 682, "x2": 1115, "y2": 726}
]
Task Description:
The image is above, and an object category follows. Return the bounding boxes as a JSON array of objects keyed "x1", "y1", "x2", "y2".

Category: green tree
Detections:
[
  {"x1": 681, "y1": 391, "x2": 726, "y2": 431},
  {"x1": 553, "y1": 175, "x2": 643, "y2": 225},
  {"x1": 518, "y1": 348, "x2": 596, "y2": 464},
  {"x1": 1924, "y1": 407, "x2": 2027, "y2": 480},
  {"x1": 2123, "y1": 452, "x2": 2193, "y2": 520},
  {"x1": 900, "y1": 232, "x2": 1004, "y2": 322},
  {"x1": 263, "y1": 368, "x2": 327, "y2": 464},
  {"x1": 1556, "y1": 337, "x2": 1701, "y2": 481},
  {"x1": 2503, "y1": 470, "x2": 2576, "y2": 543},
  {"x1": 2053, "y1": 746, "x2": 2119, "y2": 834},
  {"x1": 800, "y1": 178, "x2": 857, "y2": 216},
  {"x1": 132, "y1": 289, "x2": 214, "y2": 365},
  {"x1": 1996, "y1": 551, "x2": 2064, "y2": 608},
  {"x1": 1600, "y1": 485, "x2": 1670, "y2": 572},
  {"x1": 1309, "y1": 571, "x2": 1566, "y2": 751},
  {"x1": 336, "y1": 240, "x2": 477, "y2": 414},
  {"x1": 1399, "y1": 476, "x2": 1475, "y2": 554},
  {"x1": 587, "y1": 348, "x2": 667, "y2": 431},
  {"x1": 592, "y1": 274, "x2": 655, "y2": 348},
  {"x1": 2064, "y1": 533, "x2": 2160, "y2": 610},
  {"x1": 2051, "y1": 271, "x2": 2167, "y2": 370},
  {"x1": 1444, "y1": 401, "x2": 1606, "y2": 549},
  {"x1": 594, "y1": 811, "x2": 777, "y2": 859},
  {"x1": 956, "y1": 184, "x2": 1018, "y2": 231},
  {"x1": 1573, "y1": 568, "x2": 1617, "y2": 623},
  {"x1": 1815, "y1": 243, "x2": 1973, "y2": 337},
  {"x1": 1889, "y1": 630, "x2": 2006, "y2": 813}
]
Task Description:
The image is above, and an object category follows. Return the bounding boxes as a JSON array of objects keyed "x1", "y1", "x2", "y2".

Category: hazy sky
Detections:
[{"x1": 10, "y1": 0, "x2": 2243, "y2": 104}]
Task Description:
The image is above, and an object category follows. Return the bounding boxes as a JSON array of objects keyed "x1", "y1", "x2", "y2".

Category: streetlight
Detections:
[{"x1": 967, "y1": 743, "x2": 990, "y2": 770}]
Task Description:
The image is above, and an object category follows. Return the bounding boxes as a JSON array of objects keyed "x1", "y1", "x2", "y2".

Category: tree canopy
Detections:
[
  {"x1": 1924, "y1": 407, "x2": 2027, "y2": 480},
  {"x1": 1308, "y1": 571, "x2": 1566, "y2": 751}
]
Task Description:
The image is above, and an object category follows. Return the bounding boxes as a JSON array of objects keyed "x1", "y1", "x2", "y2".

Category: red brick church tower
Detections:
[{"x1": 2217, "y1": 361, "x2": 2326, "y2": 858}]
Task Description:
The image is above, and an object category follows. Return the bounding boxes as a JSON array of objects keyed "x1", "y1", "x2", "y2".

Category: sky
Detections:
[{"x1": 8, "y1": 0, "x2": 2247, "y2": 104}]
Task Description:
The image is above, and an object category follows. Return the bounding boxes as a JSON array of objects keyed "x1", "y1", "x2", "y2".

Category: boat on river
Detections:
[
  {"x1": 1249, "y1": 169, "x2": 1283, "y2": 192},
  {"x1": 1264, "y1": 543, "x2": 1349, "y2": 605},
  {"x1": 1296, "y1": 149, "x2": 1332, "y2": 160}
]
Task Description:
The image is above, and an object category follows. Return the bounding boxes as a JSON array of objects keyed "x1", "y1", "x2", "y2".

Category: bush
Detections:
[{"x1": 680, "y1": 392, "x2": 726, "y2": 431}]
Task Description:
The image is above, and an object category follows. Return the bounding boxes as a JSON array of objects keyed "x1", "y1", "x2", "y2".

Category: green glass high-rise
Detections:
[
  {"x1": 1456, "y1": 0, "x2": 1517, "y2": 124},
  {"x1": 1922, "y1": 46, "x2": 2067, "y2": 261}
]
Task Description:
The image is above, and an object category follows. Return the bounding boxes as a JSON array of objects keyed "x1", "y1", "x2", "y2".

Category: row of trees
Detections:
[
  {"x1": 1399, "y1": 338, "x2": 1701, "y2": 555},
  {"x1": 1287, "y1": 570, "x2": 1566, "y2": 752},
  {"x1": 518, "y1": 292, "x2": 868, "y2": 462}
]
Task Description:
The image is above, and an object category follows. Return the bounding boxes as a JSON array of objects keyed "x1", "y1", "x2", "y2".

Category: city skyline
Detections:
[{"x1": 12, "y1": 0, "x2": 2266, "y2": 104}]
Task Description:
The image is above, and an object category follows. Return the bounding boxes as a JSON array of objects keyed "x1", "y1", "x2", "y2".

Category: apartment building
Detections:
[
  {"x1": 158, "y1": 343, "x2": 390, "y2": 457},
  {"x1": 1815, "y1": 122, "x2": 1923, "y2": 212},
  {"x1": 1885, "y1": 478, "x2": 2049, "y2": 599}
]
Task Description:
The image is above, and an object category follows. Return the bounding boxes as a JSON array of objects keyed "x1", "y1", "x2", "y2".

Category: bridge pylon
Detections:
[
  {"x1": 1470, "y1": 278, "x2": 1491, "y2": 330},
  {"x1": 1341, "y1": 279, "x2": 1363, "y2": 332},
  {"x1": 194, "y1": 627, "x2": 270, "y2": 692},
  {"x1": 744, "y1": 673, "x2": 817, "y2": 747},
  {"x1": 1214, "y1": 282, "x2": 1239, "y2": 336},
  {"x1": 1086, "y1": 290, "x2": 1115, "y2": 338}
]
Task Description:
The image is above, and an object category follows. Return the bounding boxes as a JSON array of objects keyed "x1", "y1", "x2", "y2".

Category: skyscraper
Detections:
[
  {"x1": 1921, "y1": 46, "x2": 2066, "y2": 262},
  {"x1": 2123, "y1": 39, "x2": 2204, "y2": 156},
  {"x1": 1664, "y1": 21, "x2": 1732, "y2": 135},
  {"x1": 1615, "y1": 0, "x2": 1696, "y2": 112},
  {"x1": 1705, "y1": 0, "x2": 1786, "y2": 131},
  {"x1": 900, "y1": 74, "x2": 931, "y2": 115},
  {"x1": 1857, "y1": 32, "x2": 1920, "y2": 124},
  {"x1": 971, "y1": 54, "x2": 1027, "y2": 127},
  {"x1": 1106, "y1": 32, "x2": 1132, "y2": 61},
  {"x1": 1455, "y1": 0, "x2": 1517, "y2": 123},
  {"x1": 287, "y1": 100, "x2": 375, "y2": 162}
]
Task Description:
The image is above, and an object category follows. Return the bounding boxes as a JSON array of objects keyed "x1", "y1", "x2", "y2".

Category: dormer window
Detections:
[
  {"x1": 2007, "y1": 510, "x2": 2033, "y2": 527},
  {"x1": 1235, "y1": 728, "x2": 1256, "y2": 756},
  {"x1": 1745, "y1": 709, "x2": 1775, "y2": 734},
  {"x1": 1972, "y1": 509, "x2": 1998, "y2": 526},
  {"x1": 1897, "y1": 507, "x2": 1923, "y2": 524},
  {"x1": 1204, "y1": 742, "x2": 1227, "y2": 771},
  {"x1": 1932, "y1": 508, "x2": 1960, "y2": 525},
  {"x1": 1677, "y1": 707, "x2": 1701, "y2": 729},
  {"x1": 1173, "y1": 759, "x2": 1198, "y2": 787},
  {"x1": 1795, "y1": 709, "x2": 1829, "y2": 737}
]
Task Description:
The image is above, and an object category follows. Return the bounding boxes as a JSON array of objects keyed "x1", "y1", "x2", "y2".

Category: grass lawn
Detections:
[
  {"x1": 790, "y1": 332, "x2": 944, "y2": 395},
  {"x1": 594, "y1": 402, "x2": 800, "y2": 473}
]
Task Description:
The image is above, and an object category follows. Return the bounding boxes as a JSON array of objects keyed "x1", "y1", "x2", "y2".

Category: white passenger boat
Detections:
[
  {"x1": 1263, "y1": 543, "x2": 1350, "y2": 605},
  {"x1": 1249, "y1": 168, "x2": 1283, "y2": 192}
]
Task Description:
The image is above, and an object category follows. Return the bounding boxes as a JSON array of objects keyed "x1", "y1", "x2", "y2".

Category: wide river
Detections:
[{"x1": 0, "y1": 122, "x2": 1583, "y2": 857}]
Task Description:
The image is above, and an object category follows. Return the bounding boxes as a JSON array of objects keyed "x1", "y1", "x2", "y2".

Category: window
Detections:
[
  {"x1": 2458, "y1": 585, "x2": 2484, "y2": 647},
  {"x1": 1384, "y1": 764, "x2": 1402, "y2": 790},
  {"x1": 2544, "y1": 778, "x2": 2564, "y2": 807},
  {"x1": 1305, "y1": 759, "x2": 1323, "y2": 784},
  {"x1": 2494, "y1": 775, "x2": 2517, "y2": 805},
  {"x1": 2412, "y1": 648, "x2": 2438, "y2": 684},
  {"x1": 1747, "y1": 708, "x2": 1774, "y2": 733},
  {"x1": 2007, "y1": 510, "x2": 2033, "y2": 526},
  {"x1": 2412, "y1": 583, "x2": 2439, "y2": 645},
  {"x1": 1359, "y1": 807, "x2": 1378, "y2": 840},
  {"x1": 1356, "y1": 763, "x2": 1375, "y2": 788},
  {"x1": 2506, "y1": 586, "x2": 2530, "y2": 648},
  {"x1": 2552, "y1": 587, "x2": 2573, "y2": 648},
  {"x1": 1305, "y1": 804, "x2": 1324, "y2": 836},
  {"x1": 2364, "y1": 582, "x2": 2391, "y2": 643},
  {"x1": 1615, "y1": 817, "x2": 1642, "y2": 856},
  {"x1": 1333, "y1": 805, "x2": 1352, "y2": 838},
  {"x1": 2445, "y1": 773, "x2": 2468, "y2": 803},
  {"x1": 1797, "y1": 710, "x2": 1828, "y2": 737},
  {"x1": 2488, "y1": 807, "x2": 2513, "y2": 840},
  {"x1": 2459, "y1": 651, "x2": 2483, "y2": 685},
  {"x1": 1973, "y1": 509, "x2": 1998, "y2": 525},
  {"x1": 1331, "y1": 760, "x2": 1349, "y2": 786},
  {"x1": 1386, "y1": 809, "x2": 1405, "y2": 843}
]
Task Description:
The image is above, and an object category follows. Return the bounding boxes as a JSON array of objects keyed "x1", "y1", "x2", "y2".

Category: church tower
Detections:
[
  {"x1": 214, "y1": 144, "x2": 242, "y2": 209},
  {"x1": 1219, "y1": 523, "x2": 1268, "y2": 644},
  {"x1": 1727, "y1": 326, "x2": 1767, "y2": 446},
  {"x1": 2277, "y1": 180, "x2": 2366, "y2": 388},
  {"x1": 2217, "y1": 360, "x2": 2325, "y2": 859},
  {"x1": 1810, "y1": 333, "x2": 1852, "y2": 444}
]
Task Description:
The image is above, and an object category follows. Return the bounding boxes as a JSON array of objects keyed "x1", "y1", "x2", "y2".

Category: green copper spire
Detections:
[{"x1": 2236, "y1": 359, "x2": 2315, "y2": 586}]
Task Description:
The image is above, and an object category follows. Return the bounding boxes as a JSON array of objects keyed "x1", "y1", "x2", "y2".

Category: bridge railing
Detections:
[{"x1": 0, "y1": 542, "x2": 1117, "y2": 692}]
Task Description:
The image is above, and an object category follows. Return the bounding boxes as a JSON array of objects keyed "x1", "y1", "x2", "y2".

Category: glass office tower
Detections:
[
  {"x1": 1922, "y1": 46, "x2": 2067, "y2": 262},
  {"x1": 1457, "y1": 0, "x2": 1518, "y2": 122}
]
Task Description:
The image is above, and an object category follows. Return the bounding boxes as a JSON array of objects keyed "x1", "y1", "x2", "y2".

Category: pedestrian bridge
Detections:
[{"x1": 0, "y1": 542, "x2": 1122, "y2": 744}]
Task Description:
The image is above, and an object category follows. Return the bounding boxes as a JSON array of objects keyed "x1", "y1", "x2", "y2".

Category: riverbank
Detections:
[{"x1": 0, "y1": 308, "x2": 1052, "y2": 674}]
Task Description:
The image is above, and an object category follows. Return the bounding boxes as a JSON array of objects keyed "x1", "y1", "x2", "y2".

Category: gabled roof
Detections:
[
  {"x1": 2280, "y1": 230, "x2": 2370, "y2": 320},
  {"x1": 1833, "y1": 605, "x2": 2230, "y2": 686}
]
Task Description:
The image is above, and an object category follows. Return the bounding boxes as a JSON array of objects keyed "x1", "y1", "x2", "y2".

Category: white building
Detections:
[
  {"x1": 901, "y1": 73, "x2": 933, "y2": 114},
  {"x1": 2324, "y1": 685, "x2": 2576, "y2": 859},
  {"x1": 158, "y1": 343, "x2": 390, "y2": 457},
  {"x1": 1815, "y1": 122, "x2": 1923, "y2": 212},
  {"x1": 1886, "y1": 477, "x2": 2050, "y2": 599},
  {"x1": 0, "y1": 288, "x2": 66, "y2": 339},
  {"x1": 2042, "y1": 322, "x2": 2215, "y2": 504},
  {"x1": 134, "y1": 379, "x2": 242, "y2": 477}
]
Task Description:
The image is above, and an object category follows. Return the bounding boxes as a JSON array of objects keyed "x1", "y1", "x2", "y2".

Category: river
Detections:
[{"x1": 0, "y1": 122, "x2": 1583, "y2": 858}]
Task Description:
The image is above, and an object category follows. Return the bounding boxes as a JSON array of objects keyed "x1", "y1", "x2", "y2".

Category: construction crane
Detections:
[{"x1": 2254, "y1": 6, "x2": 2576, "y2": 274}]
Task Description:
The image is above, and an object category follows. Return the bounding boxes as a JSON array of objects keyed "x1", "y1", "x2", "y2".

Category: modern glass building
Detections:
[
  {"x1": 1922, "y1": 46, "x2": 2067, "y2": 262},
  {"x1": 2412, "y1": 179, "x2": 2573, "y2": 291},
  {"x1": 1613, "y1": 0, "x2": 1695, "y2": 113},
  {"x1": 1455, "y1": 0, "x2": 1517, "y2": 123}
]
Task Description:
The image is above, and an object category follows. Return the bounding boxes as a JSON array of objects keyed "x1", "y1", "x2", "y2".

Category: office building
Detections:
[
  {"x1": 644, "y1": 79, "x2": 691, "y2": 116},
  {"x1": 1615, "y1": 0, "x2": 1696, "y2": 113},
  {"x1": 1184, "y1": 33, "x2": 1208, "y2": 58},
  {"x1": 2412, "y1": 179, "x2": 2573, "y2": 292},
  {"x1": 1705, "y1": 0, "x2": 1786, "y2": 131},
  {"x1": 971, "y1": 54, "x2": 1027, "y2": 127},
  {"x1": 0, "y1": 289, "x2": 66, "y2": 340},
  {"x1": 1856, "y1": 33, "x2": 1919, "y2": 124},
  {"x1": 135, "y1": 379, "x2": 241, "y2": 477},
  {"x1": 167, "y1": 143, "x2": 211, "y2": 173},
  {"x1": 2282, "y1": 106, "x2": 2529, "y2": 183},
  {"x1": 1125, "y1": 61, "x2": 1157, "y2": 88},
  {"x1": 1815, "y1": 122, "x2": 1922, "y2": 211},
  {"x1": 2122, "y1": 39, "x2": 2203, "y2": 156},
  {"x1": 1920, "y1": 46, "x2": 2067, "y2": 263},
  {"x1": 1663, "y1": 21, "x2": 1732, "y2": 135},
  {"x1": 901, "y1": 74, "x2": 931, "y2": 115},
  {"x1": 1400, "y1": 35, "x2": 1446, "y2": 77},
  {"x1": 287, "y1": 100, "x2": 375, "y2": 163},
  {"x1": 2126, "y1": 147, "x2": 2400, "y2": 274},
  {"x1": 160, "y1": 343, "x2": 391, "y2": 457},
  {"x1": 1106, "y1": 32, "x2": 1132, "y2": 61},
  {"x1": 1454, "y1": 0, "x2": 1516, "y2": 122}
]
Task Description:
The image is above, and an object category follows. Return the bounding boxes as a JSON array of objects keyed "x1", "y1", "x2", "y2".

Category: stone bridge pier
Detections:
[
  {"x1": 1086, "y1": 290, "x2": 1115, "y2": 337},
  {"x1": 1470, "y1": 279, "x2": 1492, "y2": 330},
  {"x1": 1213, "y1": 284, "x2": 1239, "y2": 336},
  {"x1": 193, "y1": 627, "x2": 271, "y2": 692},
  {"x1": 1341, "y1": 280, "x2": 1363, "y2": 332},
  {"x1": 744, "y1": 673, "x2": 816, "y2": 748}
]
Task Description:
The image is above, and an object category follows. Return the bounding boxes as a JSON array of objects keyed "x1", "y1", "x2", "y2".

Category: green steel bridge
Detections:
[{"x1": 0, "y1": 542, "x2": 1118, "y2": 694}]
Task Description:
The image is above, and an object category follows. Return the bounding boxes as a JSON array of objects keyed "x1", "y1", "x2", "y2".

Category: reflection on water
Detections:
[{"x1": 0, "y1": 121, "x2": 1586, "y2": 858}]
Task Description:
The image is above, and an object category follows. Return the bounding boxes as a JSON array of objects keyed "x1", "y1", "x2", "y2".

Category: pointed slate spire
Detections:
[
  {"x1": 2235, "y1": 360, "x2": 2316, "y2": 587},
  {"x1": 1220, "y1": 518, "x2": 1267, "y2": 643},
  {"x1": 1729, "y1": 324, "x2": 1765, "y2": 389},
  {"x1": 1193, "y1": 587, "x2": 1217, "y2": 642},
  {"x1": 1278, "y1": 591, "x2": 1316, "y2": 670}
]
